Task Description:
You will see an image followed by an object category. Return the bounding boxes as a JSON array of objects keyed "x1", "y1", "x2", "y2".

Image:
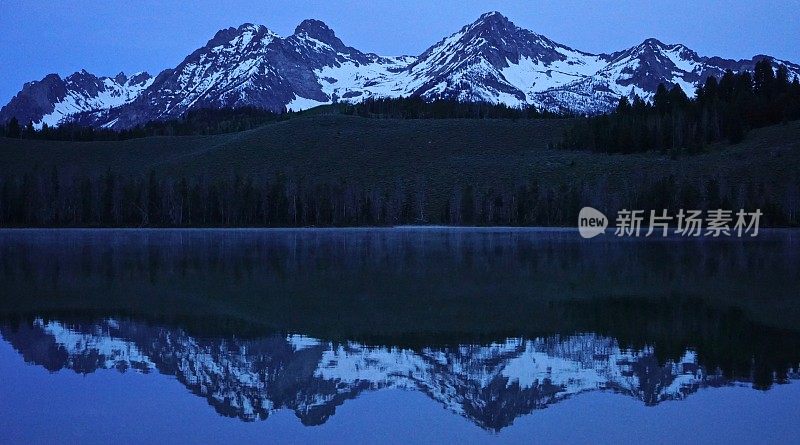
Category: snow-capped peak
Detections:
[
  {"x1": 3, "y1": 11, "x2": 799, "y2": 128},
  {"x1": 0, "y1": 69, "x2": 154, "y2": 129},
  {"x1": 403, "y1": 11, "x2": 608, "y2": 106},
  {"x1": 293, "y1": 19, "x2": 339, "y2": 44}
]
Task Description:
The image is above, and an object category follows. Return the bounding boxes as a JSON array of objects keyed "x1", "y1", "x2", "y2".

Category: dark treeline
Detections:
[
  {"x1": 0, "y1": 107, "x2": 291, "y2": 142},
  {"x1": 0, "y1": 99, "x2": 564, "y2": 142},
  {"x1": 341, "y1": 96, "x2": 565, "y2": 119},
  {"x1": 560, "y1": 61, "x2": 800, "y2": 153},
  {"x1": 1, "y1": 168, "x2": 798, "y2": 227}
]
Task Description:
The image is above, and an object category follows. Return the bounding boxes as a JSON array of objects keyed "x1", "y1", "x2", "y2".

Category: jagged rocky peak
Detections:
[
  {"x1": 611, "y1": 37, "x2": 699, "y2": 66},
  {"x1": 642, "y1": 37, "x2": 666, "y2": 47},
  {"x1": 66, "y1": 68, "x2": 96, "y2": 83},
  {"x1": 1, "y1": 73, "x2": 68, "y2": 125},
  {"x1": 236, "y1": 22, "x2": 278, "y2": 42},
  {"x1": 470, "y1": 10, "x2": 515, "y2": 34},
  {"x1": 430, "y1": 10, "x2": 523, "y2": 54},
  {"x1": 127, "y1": 71, "x2": 153, "y2": 85},
  {"x1": 3, "y1": 11, "x2": 800, "y2": 128},
  {"x1": 238, "y1": 22, "x2": 263, "y2": 31},
  {"x1": 467, "y1": 10, "x2": 575, "y2": 55},
  {"x1": 641, "y1": 38, "x2": 695, "y2": 57},
  {"x1": 290, "y1": 18, "x2": 364, "y2": 59},
  {"x1": 287, "y1": 17, "x2": 376, "y2": 68},
  {"x1": 60, "y1": 69, "x2": 153, "y2": 89},
  {"x1": 417, "y1": 10, "x2": 580, "y2": 72},
  {"x1": 24, "y1": 73, "x2": 64, "y2": 90},
  {"x1": 207, "y1": 26, "x2": 239, "y2": 45},
  {"x1": 204, "y1": 22, "x2": 277, "y2": 49},
  {"x1": 593, "y1": 36, "x2": 707, "y2": 95},
  {"x1": 462, "y1": 10, "x2": 529, "y2": 54},
  {"x1": 294, "y1": 19, "x2": 338, "y2": 43},
  {"x1": 0, "y1": 67, "x2": 155, "y2": 128}
]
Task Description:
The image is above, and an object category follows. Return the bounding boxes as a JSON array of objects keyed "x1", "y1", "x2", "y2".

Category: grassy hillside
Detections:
[
  {"x1": 1, "y1": 115, "x2": 799, "y2": 225},
  {"x1": 0, "y1": 115, "x2": 566, "y2": 184}
]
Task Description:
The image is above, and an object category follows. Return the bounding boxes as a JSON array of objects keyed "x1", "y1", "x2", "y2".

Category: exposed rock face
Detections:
[
  {"x1": 3, "y1": 11, "x2": 799, "y2": 128},
  {"x1": 0, "y1": 70, "x2": 153, "y2": 128}
]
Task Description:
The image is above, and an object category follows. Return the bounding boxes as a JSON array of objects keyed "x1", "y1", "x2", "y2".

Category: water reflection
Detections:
[
  {"x1": 1, "y1": 229, "x2": 799, "y2": 431},
  {"x1": 5, "y1": 317, "x2": 794, "y2": 431}
]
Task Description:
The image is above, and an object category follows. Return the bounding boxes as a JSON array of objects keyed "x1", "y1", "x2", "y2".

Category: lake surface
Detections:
[{"x1": 1, "y1": 228, "x2": 799, "y2": 444}]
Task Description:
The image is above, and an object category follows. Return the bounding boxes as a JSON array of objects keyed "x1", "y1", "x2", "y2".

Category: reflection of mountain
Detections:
[
  {"x1": 2, "y1": 231, "x2": 800, "y2": 431},
  {"x1": 4, "y1": 318, "x2": 788, "y2": 431}
]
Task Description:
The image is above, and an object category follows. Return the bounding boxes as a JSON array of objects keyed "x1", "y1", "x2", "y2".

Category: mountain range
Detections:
[
  {"x1": 2, "y1": 11, "x2": 799, "y2": 129},
  {"x1": 2, "y1": 318, "x2": 765, "y2": 431}
]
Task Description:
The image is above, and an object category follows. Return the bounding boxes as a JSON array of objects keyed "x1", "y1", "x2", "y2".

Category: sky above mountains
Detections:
[{"x1": 2, "y1": 0, "x2": 799, "y2": 105}]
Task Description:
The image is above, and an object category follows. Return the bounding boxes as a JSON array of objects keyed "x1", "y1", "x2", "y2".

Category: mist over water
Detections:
[{"x1": 1, "y1": 228, "x2": 799, "y2": 443}]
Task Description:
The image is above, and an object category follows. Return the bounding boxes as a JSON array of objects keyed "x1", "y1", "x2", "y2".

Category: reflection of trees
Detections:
[{"x1": 1, "y1": 230, "x2": 800, "y2": 386}]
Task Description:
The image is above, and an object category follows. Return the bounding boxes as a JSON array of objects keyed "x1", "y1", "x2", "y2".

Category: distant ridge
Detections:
[{"x1": 2, "y1": 11, "x2": 799, "y2": 129}]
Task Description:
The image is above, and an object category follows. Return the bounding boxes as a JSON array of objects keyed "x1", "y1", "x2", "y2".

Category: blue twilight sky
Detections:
[{"x1": 1, "y1": 0, "x2": 799, "y2": 104}]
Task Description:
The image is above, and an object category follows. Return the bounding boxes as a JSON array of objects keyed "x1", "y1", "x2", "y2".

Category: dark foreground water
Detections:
[{"x1": 1, "y1": 228, "x2": 799, "y2": 444}]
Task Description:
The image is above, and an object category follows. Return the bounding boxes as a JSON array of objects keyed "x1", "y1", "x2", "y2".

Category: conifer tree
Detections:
[{"x1": 6, "y1": 117, "x2": 21, "y2": 138}]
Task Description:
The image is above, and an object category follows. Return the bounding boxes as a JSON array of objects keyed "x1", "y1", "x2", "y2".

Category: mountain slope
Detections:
[
  {"x1": 3, "y1": 11, "x2": 799, "y2": 128},
  {"x1": 0, "y1": 70, "x2": 153, "y2": 128},
  {"x1": 538, "y1": 38, "x2": 800, "y2": 112},
  {"x1": 397, "y1": 11, "x2": 609, "y2": 106}
]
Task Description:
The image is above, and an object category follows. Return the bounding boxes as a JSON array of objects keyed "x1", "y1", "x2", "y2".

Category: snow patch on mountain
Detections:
[
  {"x1": 313, "y1": 55, "x2": 416, "y2": 104},
  {"x1": 500, "y1": 52, "x2": 607, "y2": 99},
  {"x1": 286, "y1": 95, "x2": 330, "y2": 111},
  {"x1": 36, "y1": 73, "x2": 154, "y2": 128},
  {"x1": 3, "y1": 12, "x2": 800, "y2": 128}
]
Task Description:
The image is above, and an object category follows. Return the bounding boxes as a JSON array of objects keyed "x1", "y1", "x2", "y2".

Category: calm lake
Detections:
[{"x1": 1, "y1": 228, "x2": 799, "y2": 444}]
